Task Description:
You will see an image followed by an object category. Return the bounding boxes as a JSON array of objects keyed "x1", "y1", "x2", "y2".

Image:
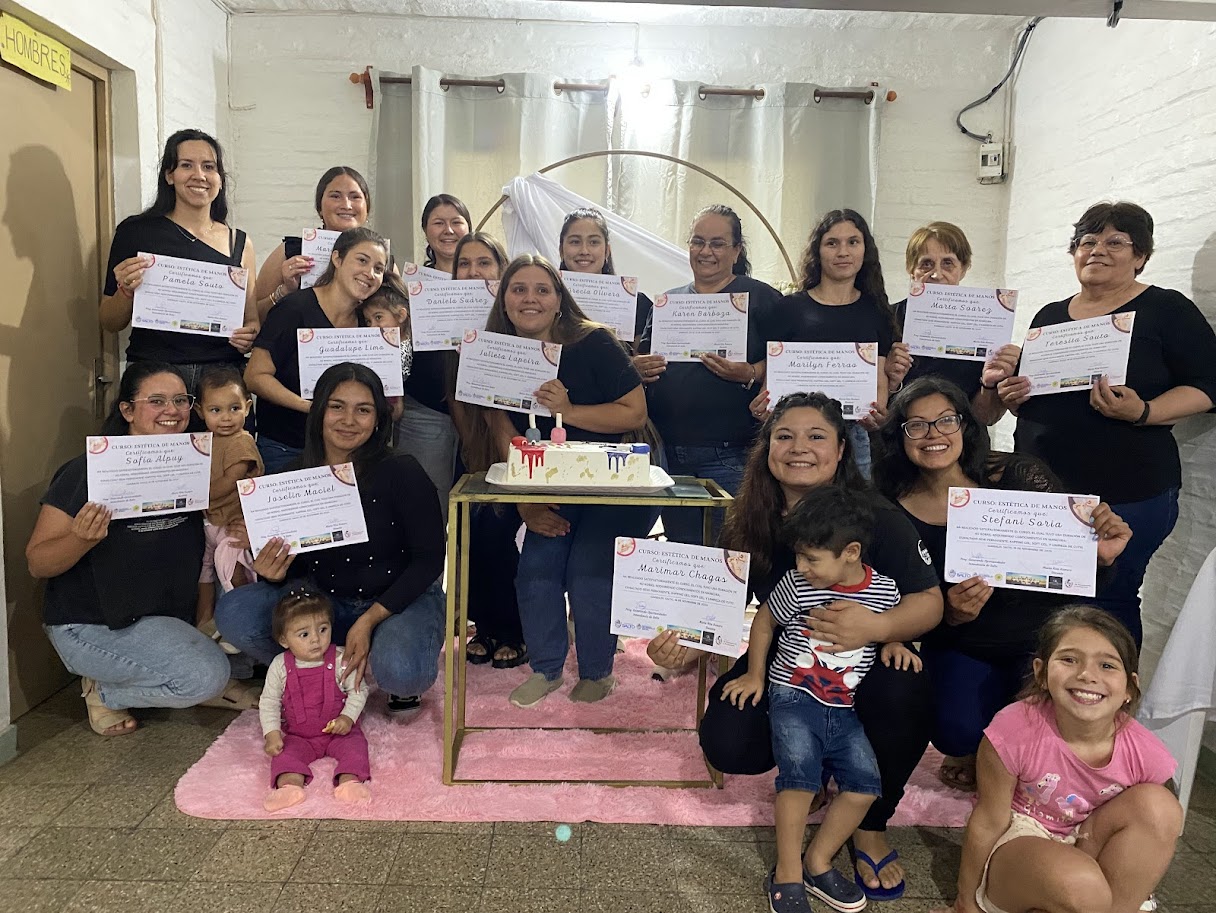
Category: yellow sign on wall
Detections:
[{"x1": 1, "y1": 13, "x2": 71, "y2": 90}]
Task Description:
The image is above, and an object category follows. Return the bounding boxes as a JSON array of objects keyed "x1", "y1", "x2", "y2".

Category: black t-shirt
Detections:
[
  {"x1": 639, "y1": 275, "x2": 782, "y2": 446},
  {"x1": 1014, "y1": 286, "x2": 1216, "y2": 503},
  {"x1": 507, "y1": 328, "x2": 642, "y2": 443},
  {"x1": 770, "y1": 291, "x2": 895, "y2": 356},
  {"x1": 254, "y1": 289, "x2": 365, "y2": 449},
  {"x1": 893, "y1": 297, "x2": 985, "y2": 400},
  {"x1": 40, "y1": 454, "x2": 204, "y2": 629},
  {"x1": 633, "y1": 292, "x2": 654, "y2": 346},
  {"x1": 105, "y1": 215, "x2": 247, "y2": 366},
  {"x1": 403, "y1": 351, "x2": 455, "y2": 415}
]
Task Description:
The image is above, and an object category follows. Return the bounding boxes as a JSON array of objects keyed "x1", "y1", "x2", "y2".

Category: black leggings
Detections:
[
  {"x1": 466, "y1": 504, "x2": 523, "y2": 644},
  {"x1": 700, "y1": 646, "x2": 934, "y2": 832}
]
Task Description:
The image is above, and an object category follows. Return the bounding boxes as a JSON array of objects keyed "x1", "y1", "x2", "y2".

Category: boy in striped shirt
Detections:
[{"x1": 723, "y1": 487, "x2": 920, "y2": 913}]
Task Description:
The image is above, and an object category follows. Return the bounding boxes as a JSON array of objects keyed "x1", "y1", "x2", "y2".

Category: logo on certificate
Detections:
[
  {"x1": 949, "y1": 489, "x2": 971, "y2": 508},
  {"x1": 855, "y1": 342, "x2": 878, "y2": 365},
  {"x1": 330, "y1": 463, "x2": 357, "y2": 486},
  {"x1": 768, "y1": 341, "x2": 784, "y2": 357},
  {"x1": 615, "y1": 537, "x2": 637, "y2": 557},
  {"x1": 237, "y1": 478, "x2": 257, "y2": 496},
  {"x1": 996, "y1": 289, "x2": 1017, "y2": 312},
  {"x1": 190, "y1": 433, "x2": 212, "y2": 457},
  {"x1": 541, "y1": 342, "x2": 561, "y2": 366},
  {"x1": 729, "y1": 293, "x2": 748, "y2": 313},
  {"x1": 298, "y1": 328, "x2": 315, "y2": 344},
  {"x1": 654, "y1": 294, "x2": 668, "y2": 308},
  {"x1": 87, "y1": 436, "x2": 109, "y2": 454},
  {"x1": 621, "y1": 276, "x2": 638, "y2": 297},
  {"x1": 408, "y1": 281, "x2": 424, "y2": 296}
]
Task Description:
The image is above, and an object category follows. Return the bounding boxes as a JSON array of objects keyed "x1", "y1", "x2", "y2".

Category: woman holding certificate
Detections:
[
  {"x1": 873, "y1": 376, "x2": 1131, "y2": 792},
  {"x1": 216, "y1": 363, "x2": 446, "y2": 713},
  {"x1": 27, "y1": 362, "x2": 232, "y2": 736},
  {"x1": 998, "y1": 201, "x2": 1216, "y2": 646},
  {"x1": 246, "y1": 228, "x2": 389, "y2": 473},
  {"x1": 558, "y1": 208, "x2": 653, "y2": 348},
  {"x1": 100, "y1": 129, "x2": 259, "y2": 393}
]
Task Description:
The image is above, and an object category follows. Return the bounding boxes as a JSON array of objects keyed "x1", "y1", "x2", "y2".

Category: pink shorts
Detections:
[{"x1": 977, "y1": 812, "x2": 1082, "y2": 913}]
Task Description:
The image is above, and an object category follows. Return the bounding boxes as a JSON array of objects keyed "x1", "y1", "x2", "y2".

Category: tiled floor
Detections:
[{"x1": 2, "y1": 685, "x2": 1215, "y2": 912}]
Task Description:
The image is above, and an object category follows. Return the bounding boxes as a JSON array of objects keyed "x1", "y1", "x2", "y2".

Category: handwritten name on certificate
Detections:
[
  {"x1": 86, "y1": 433, "x2": 212, "y2": 520},
  {"x1": 297, "y1": 327, "x2": 404, "y2": 399},
  {"x1": 132, "y1": 253, "x2": 247, "y2": 337},
  {"x1": 1020, "y1": 312, "x2": 1135, "y2": 396},
  {"x1": 766, "y1": 342, "x2": 879, "y2": 417},
  {"x1": 402, "y1": 262, "x2": 451, "y2": 282},
  {"x1": 561, "y1": 272, "x2": 639, "y2": 342},
  {"x1": 237, "y1": 464, "x2": 369, "y2": 555},
  {"x1": 945, "y1": 487, "x2": 1099, "y2": 596},
  {"x1": 454, "y1": 329, "x2": 561, "y2": 416},
  {"x1": 648, "y1": 292, "x2": 749, "y2": 362},
  {"x1": 902, "y1": 282, "x2": 1018, "y2": 361},
  {"x1": 406, "y1": 278, "x2": 497, "y2": 351},
  {"x1": 298, "y1": 228, "x2": 341, "y2": 290},
  {"x1": 610, "y1": 538, "x2": 749, "y2": 656}
]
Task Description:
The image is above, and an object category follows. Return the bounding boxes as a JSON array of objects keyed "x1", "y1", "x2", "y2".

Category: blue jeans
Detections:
[
  {"x1": 768, "y1": 684, "x2": 882, "y2": 796},
  {"x1": 215, "y1": 581, "x2": 446, "y2": 696},
  {"x1": 257, "y1": 436, "x2": 302, "y2": 475},
  {"x1": 516, "y1": 502, "x2": 659, "y2": 681},
  {"x1": 395, "y1": 395, "x2": 456, "y2": 522},
  {"x1": 923, "y1": 644, "x2": 1029, "y2": 757},
  {"x1": 848, "y1": 422, "x2": 872, "y2": 480},
  {"x1": 661, "y1": 443, "x2": 748, "y2": 545},
  {"x1": 1095, "y1": 487, "x2": 1180, "y2": 647},
  {"x1": 45, "y1": 617, "x2": 230, "y2": 710}
]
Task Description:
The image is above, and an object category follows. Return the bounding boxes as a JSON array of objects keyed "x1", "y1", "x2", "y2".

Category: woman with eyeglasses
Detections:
[
  {"x1": 997, "y1": 201, "x2": 1216, "y2": 646},
  {"x1": 635, "y1": 204, "x2": 782, "y2": 544},
  {"x1": 26, "y1": 362, "x2": 236, "y2": 736},
  {"x1": 874, "y1": 376, "x2": 1131, "y2": 793}
]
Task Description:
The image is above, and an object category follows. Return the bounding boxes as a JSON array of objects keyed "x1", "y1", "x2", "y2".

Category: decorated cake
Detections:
[{"x1": 505, "y1": 415, "x2": 651, "y2": 486}]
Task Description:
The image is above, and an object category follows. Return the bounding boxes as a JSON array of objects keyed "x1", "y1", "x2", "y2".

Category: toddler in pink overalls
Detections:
[{"x1": 260, "y1": 589, "x2": 371, "y2": 811}]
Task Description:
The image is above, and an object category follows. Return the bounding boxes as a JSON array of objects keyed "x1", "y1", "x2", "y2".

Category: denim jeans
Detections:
[
  {"x1": 215, "y1": 580, "x2": 446, "y2": 696},
  {"x1": 1094, "y1": 487, "x2": 1180, "y2": 647},
  {"x1": 257, "y1": 436, "x2": 303, "y2": 475},
  {"x1": 394, "y1": 395, "x2": 456, "y2": 522},
  {"x1": 45, "y1": 617, "x2": 230, "y2": 710},
  {"x1": 923, "y1": 644, "x2": 1030, "y2": 757},
  {"x1": 848, "y1": 422, "x2": 872, "y2": 480},
  {"x1": 768, "y1": 684, "x2": 882, "y2": 796},
  {"x1": 516, "y1": 502, "x2": 660, "y2": 681},
  {"x1": 661, "y1": 443, "x2": 748, "y2": 545}
]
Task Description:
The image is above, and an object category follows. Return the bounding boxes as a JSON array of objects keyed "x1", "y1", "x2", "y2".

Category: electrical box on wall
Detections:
[{"x1": 978, "y1": 142, "x2": 1007, "y2": 184}]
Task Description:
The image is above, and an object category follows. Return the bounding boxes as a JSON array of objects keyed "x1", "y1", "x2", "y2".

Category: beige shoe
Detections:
[
  {"x1": 569, "y1": 675, "x2": 616, "y2": 703},
  {"x1": 81, "y1": 677, "x2": 137, "y2": 736},
  {"x1": 509, "y1": 673, "x2": 564, "y2": 708}
]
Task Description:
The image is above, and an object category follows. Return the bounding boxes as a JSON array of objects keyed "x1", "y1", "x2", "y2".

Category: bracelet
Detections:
[
  {"x1": 981, "y1": 380, "x2": 998, "y2": 391},
  {"x1": 1133, "y1": 401, "x2": 1151, "y2": 426},
  {"x1": 271, "y1": 284, "x2": 286, "y2": 305},
  {"x1": 743, "y1": 363, "x2": 757, "y2": 390},
  {"x1": 117, "y1": 283, "x2": 134, "y2": 299}
]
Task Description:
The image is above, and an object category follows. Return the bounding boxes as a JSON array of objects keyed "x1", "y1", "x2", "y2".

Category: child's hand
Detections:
[
  {"x1": 720, "y1": 674, "x2": 765, "y2": 708},
  {"x1": 264, "y1": 731, "x2": 284, "y2": 756},
  {"x1": 323, "y1": 715, "x2": 353, "y2": 736},
  {"x1": 880, "y1": 642, "x2": 922, "y2": 672}
]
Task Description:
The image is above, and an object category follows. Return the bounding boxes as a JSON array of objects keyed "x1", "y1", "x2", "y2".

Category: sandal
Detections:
[
  {"x1": 198, "y1": 678, "x2": 261, "y2": 711},
  {"x1": 81, "y1": 677, "x2": 137, "y2": 737},
  {"x1": 938, "y1": 754, "x2": 978, "y2": 792},
  {"x1": 848, "y1": 840, "x2": 906, "y2": 901},
  {"x1": 466, "y1": 632, "x2": 497, "y2": 665},
  {"x1": 491, "y1": 641, "x2": 529, "y2": 670}
]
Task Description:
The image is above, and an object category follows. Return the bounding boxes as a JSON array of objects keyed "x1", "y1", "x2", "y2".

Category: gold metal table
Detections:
[{"x1": 442, "y1": 472, "x2": 733, "y2": 788}]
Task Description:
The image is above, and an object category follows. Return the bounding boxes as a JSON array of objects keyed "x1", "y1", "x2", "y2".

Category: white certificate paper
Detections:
[
  {"x1": 454, "y1": 329, "x2": 561, "y2": 416},
  {"x1": 298, "y1": 228, "x2": 341, "y2": 290},
  {"x1": 237, "y1": 464, "x2": 369, "y2": 555},
  {"x1": 902, "y1": 282, "x2": 1018, "y2": 361},
  {"x1": 86, "y1": 432, "x2": 212, "y2": 520},
  {"x1": 648, "y1": 292, "x2": 749, "y2": 362},
  {"x1": 610, "y1": 538, "x2": 750, "y2": 657},
  {"x1": 296, "y1": 327, "x2": 404, "y2": 399},
  {"x1": 561, "y1": 272, "x2": 639, "y2": 342},
  {"x1": 765, "y1": 342, "x2": 879, "y2": 418},
  {"x1": 944, "y1": 487, "x2": 1100, "y2": 596},
  {"x1": 1020, "y1": 313, "x2": 1135, "y2": 396},
  {"x1": 402, "y1": 262, "x2": 451, "y2": 282},
  {"x1": 131, "y1": 252, "x2": 247, "y2": 337},
  {"x1": 406, "y1": 278, "x2": 497, "y2": 351}
]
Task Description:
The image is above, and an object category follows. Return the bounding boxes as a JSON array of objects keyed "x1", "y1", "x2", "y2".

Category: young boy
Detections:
[{"x1": 723, "y1": 486, "x2": 920, "y2": 913}]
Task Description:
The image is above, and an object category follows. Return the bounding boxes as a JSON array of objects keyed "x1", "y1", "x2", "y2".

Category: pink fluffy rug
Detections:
[{"x1": 175, "y1": 639, "x2": 976, "y2": 825}]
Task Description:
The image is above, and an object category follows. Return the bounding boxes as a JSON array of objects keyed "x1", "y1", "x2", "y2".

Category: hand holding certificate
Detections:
[
  {"x1": 296, "y1": 327, "x2": 404, "y2": 399},
  {"x1": 86, "y1": 432, "x2": 212, "y2": 519},
  {"x1": 132, "y1": 252, "x2": 248, "y2": 337},
  {"x1": 406, "y1": 278, "x2": 497, "y2": 351},
  {"x1": 298, "y1": 228, "x2": 341, "y2": 290},
  {"x1": 648, "y1": 292, "x2": 749, "y2": 362},
  {"x1": 902, "y1": 282, "x2": 1018, "y2": 361},
  {"x1": 454, "y1": 329, "x2": 561, "y2": 415},
  {"x1": 1020, "y1": 312, "x2": 1135, "y2": 396},
  {"x1": 561, "y1": 272, "x2": 639, "y2": 342},
  {"x1": 610, "y1": 538, "x2": 750, "y2": 657},
  {"x1": 238, "y1": 464, "x2": 369, "y2": 555},
  {"x1": 944, "y1": 487, "x2": 1099, "y2": 596},
  {"x1": 765, "y1": 342, "x2": 879, "y2": 417}
]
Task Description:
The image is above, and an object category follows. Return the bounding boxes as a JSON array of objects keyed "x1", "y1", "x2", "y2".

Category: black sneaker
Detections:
[
  {"x1": 387, "y1": 694, "x2": 421, "y2": 715},
  {"x1": 765, "y1": 868, "x2": 813, "y2": 913},
  {"x1": 804, "y1": 865, "x2": 867, "y2": 912}
]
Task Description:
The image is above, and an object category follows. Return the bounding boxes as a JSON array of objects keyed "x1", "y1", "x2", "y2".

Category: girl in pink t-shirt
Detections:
[{"x1": 934, "y1": 605, "x2": 1180, "y2": 913}]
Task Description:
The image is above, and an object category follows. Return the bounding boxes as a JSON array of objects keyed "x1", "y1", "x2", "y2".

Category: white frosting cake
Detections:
[{"x1": 506, "y1": 440, "x2": 651, "y2": 486}]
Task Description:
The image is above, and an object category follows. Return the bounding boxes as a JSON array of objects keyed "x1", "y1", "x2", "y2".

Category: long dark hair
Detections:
[
  {"x1": 485, "y1": 254, "x2": 602, "y2": 346},
  {"x1": 139, "y1": 129, "x2": 229, "y2": 223},
  {"x1": 799, "y1": 209, "x2": 891, "y2": 322},
  {"x1": 313, "y1": 227, "x2": 389, "y2": 289},
  {"x1": 300, "y1": 363, "x2": 393, "y2": 477},
  {"x1": 558, "y1": 208, "x2": 616, "y2": 274},
  {"x1": 101, "y1": 362, "x2": 187, "y2": 435},
  {"x1": 451, "y1": 232, "x2": 509, "y2": 280},
  {"x1": 693, "y1": 204, "x2": 750, "y2": 276},
  {"x1": 421, "y1": 193, "x2": 472, "y2": 267},
  {"x1": 314, "y1": 166, "x2": 371, "y2": 219},
  {"x1": 720, "y1": 392, "x2": 865, "y2": 579}
]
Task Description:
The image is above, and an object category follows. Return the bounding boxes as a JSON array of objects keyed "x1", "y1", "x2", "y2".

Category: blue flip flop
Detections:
[{"x1": 850, "y1": 845, "x2": 906, "y2": 901}]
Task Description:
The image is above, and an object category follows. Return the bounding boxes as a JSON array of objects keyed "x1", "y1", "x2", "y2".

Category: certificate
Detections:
[
  {"x1": 237, "y1": 464, "x2": 369, "y2": 555},
  {"x1": 406, "y1": 278, "x2": 497, "y2": 351},
  {"x1": 944, "y1": 487, "x2": 1100, "y2": 596},
  {"x1": 298, "y1": 228, "x2": 341, "y2": 290},
  {"x1": 296, "y1": 327, "x2": 404, "y2": 399},
  {"x1": 86, "y1": 432, "x2": 212, "y2": 520},
  {"x1": 648, "y1": 292, "x2": 749, "y2": 362},
  {"x1": 1020, "y1": 313, "x2": 1135, "y2": 396},
  {"x1": 131, "y1": 252, "x2": 247, "y2": 337},
  {"x1": 454, "y1": 330, "x2": 561, "y2": 415},
  {"x1": 402, "y1": 262, "x2": 451, "y2": 282},
  {"x1": 610, "y1": 538, "x2": 749, "y2": 657},
  {"x1": 765, "y1": 342, "x2": 879, "y2": 417},
  {"x1": 561, "y1": 272, "x2": 639, "y2": 342},
  {"x1": 902, "y1": 282, "x2": 1018, "y2": 361}
]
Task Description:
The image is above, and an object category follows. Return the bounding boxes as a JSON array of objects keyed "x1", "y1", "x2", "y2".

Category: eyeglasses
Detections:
[
  {"x1": 1075, "y1": 236, "x2": 1135, "y2": 254},
  {"x1": 130, "y1": 394, "x2": 196, "y2": 410},
  {"x1": 902, "y1": 414, "x2": 963, "y2": 439},
  {"x1": 689, "y1": 237, "x2": 734, "y2": 252}
]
